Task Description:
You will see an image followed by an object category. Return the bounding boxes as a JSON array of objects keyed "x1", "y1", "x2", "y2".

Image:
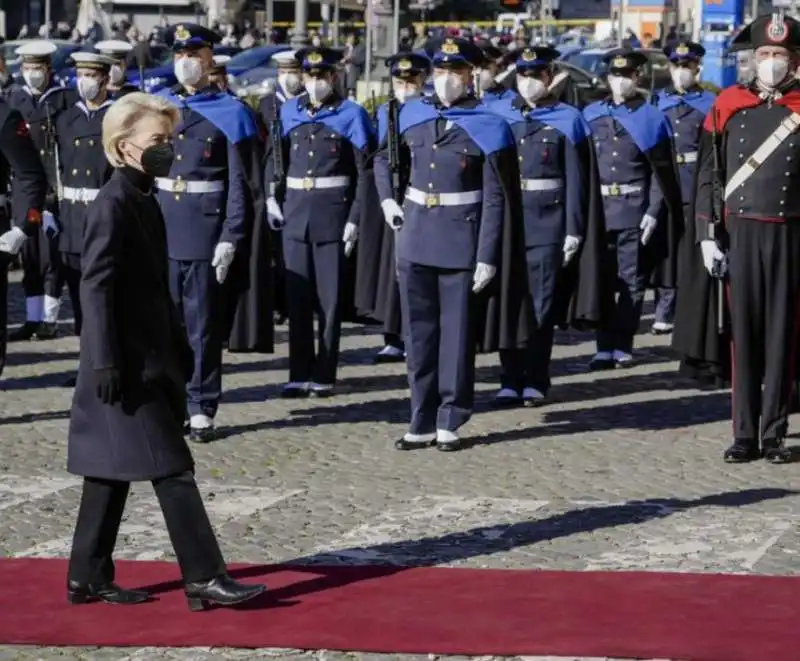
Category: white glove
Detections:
[
  {"x1": 211, "y1": 241, "x2": 236, "y2": 284},
  {"x1": 0, "y1": 227, "x2": 26, "y2": 255},
  {"x1": 639, "y1": 214, "x2": 658, "y2": 245},
  {"x1": 343, "y1": 221, "x2": 358, "y2": 257},
  {"x1": 562, "y1": 234, "x2": 582, "y2": 266},
  {"x1": 43, "y1": 211, "x2": 59, "y2": 238},
  {"x1": 472, "y1": 262, "x2": 497, "y2": 293},
  {"x1": 266, "y1": 196, "x2": 284, "y2": 231},
  {"x1": 700, "y1": 239, "x2": 725, "y2": 276},
  {"x1": 380, "y1": 198, "x2": 404, "y2": 230}
]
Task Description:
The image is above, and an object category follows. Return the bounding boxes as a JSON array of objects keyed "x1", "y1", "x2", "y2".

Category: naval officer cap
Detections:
[
  {"x1": 169, "y1": 23, "x2": 222, "y2": 52},
  {"x1": 385, "y1": 51, "x2": 431, "y2": 79},
  {"x1": 209, "y1": 54, "x2": 231, "y2": 73},
  {"x1": 514, "y1": 46, "x2": 560, "y2": 72},
  {"x1": 728, "y1": 12, "x2": 800, "y2": 53},
  {"x1": 603, "y1": 48, "x2": 648, "y2": 73},
  {"x1": 664, "y1": 41, "x2": 705, "y2": 62},
  {"x1": 426, "y1": 37, "x2": 484, "y2": 69},
  {"x1": 15, "y1": 40, "x2": 58, "y2": 63},
  {"x1": 272, "y1": 49, "x2": 300, "y2": 70},
  {"x1": 70, "y1": 51, "x2": 115, "y2": 72},
  {"x1": 94, "y1": 39, "x2": 133, "y2": 60},
  {"x1": 294, "y1": 46, "x2": 343, "y2": 73}
]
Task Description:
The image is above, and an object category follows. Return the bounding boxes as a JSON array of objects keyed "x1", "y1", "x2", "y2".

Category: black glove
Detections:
[{"x1": 94, "y1": 368, "x2": 122, "y2": 405}]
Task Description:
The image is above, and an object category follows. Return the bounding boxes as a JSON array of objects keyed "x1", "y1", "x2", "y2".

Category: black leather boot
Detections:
[
  {"x1": 67, "y1": 580, "x2": 149, "y2": 605},
  {"x1": 185, "y1": 574, "x2": 266, "y2": 612}
]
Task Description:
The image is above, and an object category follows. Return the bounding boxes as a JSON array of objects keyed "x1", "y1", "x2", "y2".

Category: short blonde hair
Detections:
[{"x1": 102, "y1": 92, "x2": 180, "y2": 168}]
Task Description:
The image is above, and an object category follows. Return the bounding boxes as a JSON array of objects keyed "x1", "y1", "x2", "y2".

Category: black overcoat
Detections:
[{"x1": 67, "y1": 168, "x2": 195, "y2": 482}]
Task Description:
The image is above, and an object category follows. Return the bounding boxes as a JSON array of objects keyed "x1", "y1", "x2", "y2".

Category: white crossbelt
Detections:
[
  {"x1": 154, "y1": 178, "x2": 225, "y2": 194},
  {"x1": 406, "y1": 187, "x2": 483, "y2": 207},
  {"x1": 676, "y1": 151, "x2": 698, "y2": 164},
  {"x1": 724, "y1": 112, "x2": 800, "y2": 201},
  {"x1": 600, "y1": 183, "x2": 643, "y2": 197},
  {"x1": 61, "y1": 186, "x2": 100, "y2": 202},
  {"x1": 286, "y1": 176, "x2": 350, "y2": 190},
  {"x1": 520, "y1": 177, "x2": 564, "y2": 192}
]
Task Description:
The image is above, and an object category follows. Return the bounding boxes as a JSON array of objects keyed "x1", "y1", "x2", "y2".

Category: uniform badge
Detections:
[
  {"x1": 612, "y1": 56, "x2": 628, "y2": 68},
  {"x1": 675, "y1": 44, "x2": 690, "y2": 56},
  {"x1": 175, "y1": 25, "x2": 191, "y2": 42},
  {"x1": 441, "y1": 40, "x2": 460, "y2": 55},
  {"x1": 307, "y1": 51, "x2": 324, "y2": 65},
  {"x1": 767, "y1": 18, "x2": 788, "y2": 43},
  {"x1": 397, "y1": 58, "x2": 412, "y2": 71},
  {"x1": 521, "y1": 50, "x2": 537, "y2": 62}
]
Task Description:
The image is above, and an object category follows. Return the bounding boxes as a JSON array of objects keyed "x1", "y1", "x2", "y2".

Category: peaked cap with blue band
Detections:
[
  {"x1": 603, "y1": 48, "x2": 648, "y2": 72},
  {"x1": 386, "y1": 51, "x2": 431, "y2": 79},
  {"x1": 158, "y1": 87, "x2": 257, "y2": 145},
  {"x1": 279, "y1": 96, "x2": 373, "y2": 152},
  {"x1": 515, "y1": 46, "x2": 560, "y2": 72},
  {"x1": 425, "y1": 37, "x2": 483, "y2": 68},
  {"x1": 583, "y1": 100, "x2": 671, "y2": 154},
  {"x1": 492, "y1": 97, "x2": 591, "y2": 145},
  {"x1": 664, "y1": 41, "x2": 705, "y2": 63},
  {"x1": 169, "y1": 23, "x2": 221, "y2": 51},
  {"x1": 295, "y1": 47, "x2": 343, "y2": 72}
]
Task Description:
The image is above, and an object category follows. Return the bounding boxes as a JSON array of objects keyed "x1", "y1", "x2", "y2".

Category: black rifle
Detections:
[
  {"x1": 709, "y1": 110, "x2": 727, "y2": 335},
  {"x1": 269, "y1": 98, "x2": 285, "y2": 189},
  {"x1": 386, "y1": 86, "x2": 403, "y2": 229}
]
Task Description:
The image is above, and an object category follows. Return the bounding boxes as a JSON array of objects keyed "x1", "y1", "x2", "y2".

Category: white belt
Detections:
[
  {"x1": 520, "y1": 177, "x2": 564, "y2": 192},
  {"x1": 725, "y1": 112, "x2": 800, "y2": 201},
  {"x1": 406, "y1": 187, "x2": 482, "y2": 207},
  {"x1": 286, "y1": 176, "x2": 349, "y2": 191},
  {"x1": 154, "y1": 178, "x2": 225, "y2": 194},
  {"x1": 61, "y1": 186, "x2": 100, "y2": 202},
  {"x1": 676, "y1": 151, "x2": 698, "y2": 164},
  {"x1": 600, "y1": 183, "x2": 643, "y2": 197}
]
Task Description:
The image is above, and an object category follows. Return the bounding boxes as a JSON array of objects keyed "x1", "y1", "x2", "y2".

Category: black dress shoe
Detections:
[
  {"x1": 189, "y1": 427, "x2": 216, "y2": 443},
  {"x1": 394, "y1": 436, "x2": 436, "y2": 451},
  {"x1": 436, "y1": 439, "x2": 462, "y2": 452},
  {"x1": 185, "y1": 574, "x2": 266, "y2": 612},
  {"x1": 9, "y1": 322, "x2": 38, "y2": 342},
  {"x1": 67, "y1": 581, "x2": 149, "y2": 605},
  {"x1": 36, "y1": 322, "x2": 58, "y2": 340},
  {"x1": 763, "y1": 439, "x2": 792, "y2": 464},
  {"x1": 723, "y1": 441, "x2": 762, "y2": 463}
]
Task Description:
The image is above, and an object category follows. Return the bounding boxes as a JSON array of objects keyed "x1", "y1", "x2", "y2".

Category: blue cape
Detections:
[
  {"x1": 489, "y1": 99, "x2": 591, "y2": 145},
  {"x1": 398, "y1": 98, "x2": 513, "y2": 156},
  {"x1": 583, "y1": 100, "x2": 671, "y2": 153},
  {"x1": 159, "y1": 88, "x2": 257, "y2": 145},
  {"x1": 655, "y1": 89, "x2": 715, "y2": 117},
  {"x1": 280, "y1": 97, "x2": 373, "y2": 151}
]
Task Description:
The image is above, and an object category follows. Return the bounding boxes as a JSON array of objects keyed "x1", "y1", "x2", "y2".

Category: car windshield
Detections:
[{"x1": 563, "y1": 52, "x2": 608, "y2": 75}]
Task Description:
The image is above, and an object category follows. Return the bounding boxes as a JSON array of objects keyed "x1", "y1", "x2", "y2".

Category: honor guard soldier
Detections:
[
  {"x1": 355, "y1": 51, "x2": 431, "y2": 364},
  {"x1": 474, "y1": 39, "x2": 518, "y2": 108},
  {"x1": 94, "y1": 40, "x2": 138, "y2": 99},
  {"x1": 156, "y1": 23, "x2": 269, "y2": 441},
  {"x1": 266, "y1": 46, "x2": 374, "y2": 398},
  {"x1": 208, "y1": 55, "x2": 231, "y2": 93},
  {"x1": 583, "y1": 49, "x2": 682, "y2": 370},
  {"x1": 687, "y1": 13, "x2": 800, "y2": 464},
  {"x1": 490, "y1": 46, "x2": 601, "y2": 406},
  {"x1": 650, "y1": 42, "x2": 715, "y2": 336},
  {"x1": 374, "y1": 37, "x2": 526, "y2": 452},
  {"x1": 7, "y1": 40, "x2": 76, "y2": 341},
  {"x1": 51, "y1": 52, "x2": 115, "y2": 362}
]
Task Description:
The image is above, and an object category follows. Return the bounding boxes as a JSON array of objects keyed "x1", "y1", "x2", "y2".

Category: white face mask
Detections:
[
  {"x1": 757, "y1": 56, "x2": 790, "y2": 88},
  {"x1": 278, "y1": 72, "x2": 302, "y2": 95},
  {"x1": 393, "y1": 82, "x2": 419, "y2": 104},
  {"x1": 670, "y1": 67, "x2": 695, "y2": 91},
  {"x1": 433, "y1": 73, "x2": 465, "y2": 106},
  {"x1": 517, "y1": 76, "x2": 547, "y2": 104},
  {"x1": 77, "y1": 76, "x2": 101, "y2": 102},
  {"x1": 174, "y1": 57, "x2": 204, "y2": 87},
  {"x1": 305, "y1": 77, "x2": 332, "y2": 105},
  {"x1": 608, "y1": 74, "x2": 635, "y2": 101},
  {"x1": 23, "y1": 69, "x2": 47, "y2": 92},
  {"x1": 478, "y1": 69, "x2": 495, "y2": 92},
  {"x1": 109, "y1": 64, "x2": 125, "y2": 85}
]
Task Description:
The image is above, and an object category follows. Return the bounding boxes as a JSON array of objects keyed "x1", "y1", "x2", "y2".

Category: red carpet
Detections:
[{"x1": 0, "y1": 558, "x2": 797, "y2": 660}]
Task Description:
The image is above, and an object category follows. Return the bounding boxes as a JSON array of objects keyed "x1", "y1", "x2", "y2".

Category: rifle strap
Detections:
[{"x1": 724, "y1": 111, "x2": 800, "y2": 201}]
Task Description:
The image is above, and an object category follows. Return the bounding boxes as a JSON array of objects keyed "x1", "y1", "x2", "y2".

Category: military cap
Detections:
[
  {"x1": 294, "y1": 46, "x2": 342, "y2": 72},
  {"x1": 729, "y1": 12, "x2": 800, "y2": 53},
  {"x1": 169, "y1": 23, "x2": 221, "y2": 51},
  {"x1": 515, "y1": 45, "x2": 560, "y2": 71},
  {"x1": 603, "y1": 48, "x2": 648, "y2": 72},
  {"x1": 272, "y1": 49, "x2": 301, "y2": 70},
  {"x1": 664, "y1": 41, "x2": 705, "y2": 62},
  {"x1": 15, "y1": 40, "x2": 58, "y2": 63},
  {"x1": 94, "y1": 39, "x2": 133, "y2": 59},
  {"x1": 70, "y1": 52, "x2": 115, "y2": 72},
  {"x1": 385, "y1": 51, "x2": 431, "y2": 79},
  {"x1": 426, "y1": 37, "x2": 484, "y2": 68},
  {"x1": 474, "y1": 38, "x2": 504, "y2": 63}
]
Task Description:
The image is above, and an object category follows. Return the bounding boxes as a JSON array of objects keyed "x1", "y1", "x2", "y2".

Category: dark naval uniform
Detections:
[
  {"x1": 651, "y1": 42, "x2": 715, "y2": 336},
  {"x1": 583, "y1": 50, "x2": 682, "y2": 370},
  {"x1": 94, "y1": 40, "x2": 139, "y2": 100},
  {"x1": 679, "y1": 14, "x2": 800, "y2": 464},
  {"x1": 267, "y1": 47, "x2": 374, "y2": 397},
  {"x1": 0, "y1": 101, "x2": 49, "y2": 377}
]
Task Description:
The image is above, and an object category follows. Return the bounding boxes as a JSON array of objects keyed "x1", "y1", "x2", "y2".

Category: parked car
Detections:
[{"x1": 559, "y1": 47, "x2": 671, "y2": 92}]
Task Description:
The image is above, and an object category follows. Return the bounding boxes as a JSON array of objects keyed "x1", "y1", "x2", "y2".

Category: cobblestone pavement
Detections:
[{"x1": 1, "y1": 273, "x2": 799, "y2": 661}]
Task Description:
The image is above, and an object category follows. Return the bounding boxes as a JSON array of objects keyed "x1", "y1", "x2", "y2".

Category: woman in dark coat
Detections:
[{"x1": 66, "y1": 92, "x2": 265, "y2": 610}]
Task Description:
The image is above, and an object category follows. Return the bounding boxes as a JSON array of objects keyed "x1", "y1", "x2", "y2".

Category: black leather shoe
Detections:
[
  {"x1": 67, "y1": 581, "x2": 149, "y2": 605},
  {"x1": 394, "y1": 436, "x2": 435, "y2": 451},
  {"x1": 9, "y1": 322, "x2": 38, "y2": 342},
  {"x1": 36, "y1": 322, "x2": 58, "y2": 340},
  {"x1": 436, "y1": 439, "x2": 462, "y2": 452},
  {"x1": 763, "y1": 439, "x2": 792, "y2": 464},
  {"x1": 185, "y1": 574, "x2": 266, "y2": 612},
  {"x1": 189, "y1": 427, "x2": 216, "y2": 443},
  {"x1": 723, "y1": 441, "x2": 762, "y2": 463}
]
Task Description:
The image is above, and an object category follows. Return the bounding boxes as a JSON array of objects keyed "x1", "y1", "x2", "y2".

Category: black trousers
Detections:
[
  {"x1": 728, "y1": 217, "x2": 800, "y2": 442},
  {"x1": 67, "y1": 471, "x2": 226, "y2": 586}
]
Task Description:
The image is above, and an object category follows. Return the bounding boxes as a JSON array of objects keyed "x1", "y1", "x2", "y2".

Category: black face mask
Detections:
[{"x1": 140, "y1": 142, "x2": 175, "y2": 177}]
